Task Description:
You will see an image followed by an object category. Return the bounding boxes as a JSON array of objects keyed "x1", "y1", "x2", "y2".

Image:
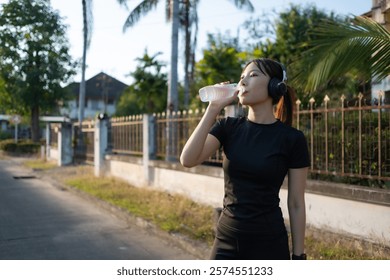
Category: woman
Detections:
[{"x1": 180, "y1": 58, "x2": 310, "y2": 260}]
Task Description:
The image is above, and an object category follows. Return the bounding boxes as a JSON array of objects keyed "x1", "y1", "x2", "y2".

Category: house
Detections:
[
  {"x1": 364, "y1": 0, "x2": 390, "y2": 103},
  {"x1": 61, "y1": 72, "x2": 128, "y2": 120},
  {"x1": 0, "y1": 115, "x2": 10, "y2": 132}
]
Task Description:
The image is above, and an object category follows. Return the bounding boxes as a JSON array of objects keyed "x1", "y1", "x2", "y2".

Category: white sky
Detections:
[{"x1": 0, "y1": 0, "x2": 372, "y2": 85}]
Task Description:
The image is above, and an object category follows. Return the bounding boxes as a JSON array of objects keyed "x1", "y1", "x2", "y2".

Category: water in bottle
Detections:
[{"x1": 199, "y1": 83, "x2": 238, "y2": 102}]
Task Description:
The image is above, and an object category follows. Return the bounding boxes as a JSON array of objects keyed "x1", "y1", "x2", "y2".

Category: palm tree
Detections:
[
  {"x1": 296, "y1": 16, "x2": 390, "y2": 92},
  {"x1": 116, "y1": 0, "x2": 254, "y2": 109},
  {"x1": 181, "y1": 0, "x2": 198, "y2": 109},
  {"x1": 167, "y1": 0, "x2": 179, "y2": 162},
  {"x1": 77, "y1": 0, "x2": 93, "y2": 150},
  {"x1": 78, "y1": 0, "x2": 93, "y2": 127}
]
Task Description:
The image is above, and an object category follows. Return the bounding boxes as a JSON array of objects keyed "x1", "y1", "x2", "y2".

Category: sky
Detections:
[{"x1": 0, "y1": 0, "x2": 372, "y2": 85}]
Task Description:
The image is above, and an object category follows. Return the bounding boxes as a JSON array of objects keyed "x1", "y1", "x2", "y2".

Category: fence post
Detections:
[
  {"x1": 309, "y1": 98, "x2": 315, "y2": 171},
  {"x1": 341, "y1": 95, "x2": 346, "y2": 175},
  {"x1": 94, "y1": 116, "x2": 108, "y2": 177},
  {"x1": 324, "y1": 95, "x2": 330, "y2": 173},
  {"x1": 358, "y1": 92, "x2": 363, "y2": 175},
  {"x1": 143, "y1": 114, "x2": 156, "y2": 185},
  {"x1": 46, "y1": 123, "x2": 50, "y2": 160},
  {"x1": 378, "y1": 90, "x2": 384, "y2": 178},
  {"x1": 166, "y1": 110, "x2": 177, "y2": 162},
  {"x1": 296, "y1": 99, "x2": 301, "y2": 130},
  {"x1": 58, "y1": 122, "x2": 73, "y2": 166}
]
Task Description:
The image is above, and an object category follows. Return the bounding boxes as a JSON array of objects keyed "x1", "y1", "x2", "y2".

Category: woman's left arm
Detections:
[{"x1": 287, "y1": 167, "x2": 308, "y2": 256}]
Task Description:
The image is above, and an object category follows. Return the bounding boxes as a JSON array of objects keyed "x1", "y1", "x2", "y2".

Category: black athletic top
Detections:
[{"x1": 209, "y1": 117, "x2": 310, "y2": 234}]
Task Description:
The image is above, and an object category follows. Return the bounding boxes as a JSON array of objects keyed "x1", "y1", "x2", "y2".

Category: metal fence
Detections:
[
  {"x1": 73, "y1": 120, "x2": 95, "y2": 164},
  {"x1": 107, "y1": 92, "x2": 390, "y2": 185},
  {"x1": 109, "y1": 115, "x2": 143, "y2": 156},
  {"x1": 154, "y1": 110, "x2": 224, "y2": 164},
  {"x1": 296, "y1": 92, "x2": 389, "y2": 184}
]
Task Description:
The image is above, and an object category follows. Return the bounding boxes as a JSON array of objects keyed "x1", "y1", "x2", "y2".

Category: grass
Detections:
[
  {"x1": 37, "y1": 164, "x2": 390, "y2": 260},
  {"x1": 305, "y1": 228, "x2": 390, "y2": 260},
  {"x1": 23, "y1": 159, "x2": 57, "y2": 170},
  {"x1": 60, "y1": 166, "x2": 215, "y2": 244}
]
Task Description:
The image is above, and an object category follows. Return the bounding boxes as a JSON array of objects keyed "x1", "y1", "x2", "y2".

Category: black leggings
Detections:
[{"x1": 210, "y1": 225, "x2": 290, "y2": 260}]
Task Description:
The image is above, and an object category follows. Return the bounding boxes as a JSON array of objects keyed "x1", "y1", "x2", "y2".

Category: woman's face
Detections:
[{"x1": 238, "y1": 62, "x2": 272, "y2": 106}]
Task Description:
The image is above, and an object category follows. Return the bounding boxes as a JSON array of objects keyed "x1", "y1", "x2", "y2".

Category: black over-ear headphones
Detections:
[{"x1": 268, "y1": 62, "x2": 287, "y2": 101}]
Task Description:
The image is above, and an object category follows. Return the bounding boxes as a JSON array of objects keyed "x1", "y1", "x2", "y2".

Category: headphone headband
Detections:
[{"x1": 279, "y1": 62, "x2": 287, "y2": 83}]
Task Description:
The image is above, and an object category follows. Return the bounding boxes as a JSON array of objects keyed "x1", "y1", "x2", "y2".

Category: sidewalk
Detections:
[{"x1": 18, "y1": 157, "x2": 211, "y2": 259}]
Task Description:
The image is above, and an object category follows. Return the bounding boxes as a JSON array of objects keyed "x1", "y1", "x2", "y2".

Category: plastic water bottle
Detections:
[{"x1": 199, "y1": 83, "x2": 238, "y2": 102}]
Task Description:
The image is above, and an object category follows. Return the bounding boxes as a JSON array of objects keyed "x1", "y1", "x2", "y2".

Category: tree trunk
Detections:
[
  {"x1": 31, "y1": 105, "x2": 40, "y2": 142},
  {"x1": 167, "y1": 0, "x2": 179, "y2": 113},
  {"x1": 166, "y1": 0, "x2": 180, "y2": 162},
  {"x1": 76, "y1": 0, "x2": 89, "y2": 153},
  {"x1": 183, "y1": 0, "x2": 191, "y2": 109},
  {"x1": 78, "y1": 0, "x2": 88, "y2": 126}
]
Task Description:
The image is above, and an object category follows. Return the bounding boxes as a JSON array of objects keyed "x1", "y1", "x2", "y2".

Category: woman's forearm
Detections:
[
  {"x1": 180, "y1": 104, "x2": 221, "y2": 167},
  {"x1": 288, "y1": 204, "x2": 306, "y2": 255}
]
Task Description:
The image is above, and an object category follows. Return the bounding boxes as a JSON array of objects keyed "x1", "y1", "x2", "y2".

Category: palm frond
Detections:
[
  {"x1": 298, "y1": 16, "x2": 390, "y2": 92},
  {"x1": 116, "y1": 0, "x2": 129, "y2": 9},
  {"x1": 122, "y1": 0, "x2": 160, "y2": 32},
  {"x1": 227, "y1": 0, "x2": 254, "y2": 12}
]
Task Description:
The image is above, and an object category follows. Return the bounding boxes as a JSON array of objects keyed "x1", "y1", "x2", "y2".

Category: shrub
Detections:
[
  {"x1": 0, "y1": 131, "x2": 12, "y2": 140},
  {"x1": 0, "y1": 139, "x2": 40, "y2": 154}
]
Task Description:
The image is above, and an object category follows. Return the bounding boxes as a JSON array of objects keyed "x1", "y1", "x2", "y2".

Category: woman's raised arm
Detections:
[{"x1": 180, "y1": 94, "x2": 237, "y2": 168}]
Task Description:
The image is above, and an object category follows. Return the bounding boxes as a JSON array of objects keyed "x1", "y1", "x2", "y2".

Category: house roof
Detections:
[{"x1": 65, "y1": 72, "x2": 128, "y2": 101}]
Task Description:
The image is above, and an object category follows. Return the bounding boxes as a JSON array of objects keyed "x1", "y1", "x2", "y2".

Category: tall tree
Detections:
[
  {"x1": 116, "y1": 50, "x2": 168, "y2": 115},
  {"x1": 78, "y1": 0, "x2": 93, "y2": 126},
  {"x1": 168, "y1": 0, "x2": 180, "y2": 113},
  {"x1": 116, "y1": 0, "x2": 254, "y2": 109},
  {"x1": 180, "y1": 0, "x2": 198, "y2": 109},
  {"x1": 0, "y1": 0, "x2": 75, "y2": 142},
  {"x1": 166, "y1": 0, "x2": 180, "y2": 162},
  {"x1": 296, "y1": 16, "x2": 390, "y2": 92}
]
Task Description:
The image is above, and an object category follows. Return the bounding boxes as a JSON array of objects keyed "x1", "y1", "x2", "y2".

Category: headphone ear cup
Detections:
[
  {"x1": 278, "y1": 81, "x2": 287, "y2": 96},
  {"x1": 268, "y1": 78, "x2": 286, "y2": 100}
]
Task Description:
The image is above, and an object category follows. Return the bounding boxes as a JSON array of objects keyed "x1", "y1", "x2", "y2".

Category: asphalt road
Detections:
[{"x1": 0, "y1": 159, "x2": 198, "y2": 260}]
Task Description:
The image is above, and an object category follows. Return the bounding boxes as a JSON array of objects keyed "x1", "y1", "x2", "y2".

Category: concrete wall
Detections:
[
  {"x1": 47, "y1": 147, "x2": 59, "y2": 161},
  {"x1": 105, "y1": 154, "x2": 390, "y2": 247}
]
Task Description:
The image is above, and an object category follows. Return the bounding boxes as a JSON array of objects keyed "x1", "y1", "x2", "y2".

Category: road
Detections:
[{"x1": 0, "y1": 159, "x2": 198, "y2": 260}]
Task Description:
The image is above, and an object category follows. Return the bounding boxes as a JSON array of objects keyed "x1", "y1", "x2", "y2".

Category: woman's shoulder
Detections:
[{"x1": 277, "y1": 121, "x2": 306, "y2": 140}]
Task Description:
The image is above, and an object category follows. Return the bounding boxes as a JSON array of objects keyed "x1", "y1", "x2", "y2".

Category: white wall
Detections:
[
  {"x1": 279, "y1": 189, "x2": 390, "y2": 245},
  {"x1": 47, "y1": 147, "x2": 59, "y2": 161}
]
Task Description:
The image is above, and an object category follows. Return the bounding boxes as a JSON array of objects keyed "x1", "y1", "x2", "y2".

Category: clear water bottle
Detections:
[{"x1": 199, "y1": 83, "x2": 238, "y2": 102}]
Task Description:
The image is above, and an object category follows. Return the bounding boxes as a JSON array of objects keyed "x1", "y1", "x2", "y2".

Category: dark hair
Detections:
[{"x1": 245, "y1": 58, "x2": 294, "y2": 126}]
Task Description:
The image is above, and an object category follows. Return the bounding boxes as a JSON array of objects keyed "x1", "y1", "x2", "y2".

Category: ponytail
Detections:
[{"x1": 275, "y1": 86, "x2": 294, "y2": 126}]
